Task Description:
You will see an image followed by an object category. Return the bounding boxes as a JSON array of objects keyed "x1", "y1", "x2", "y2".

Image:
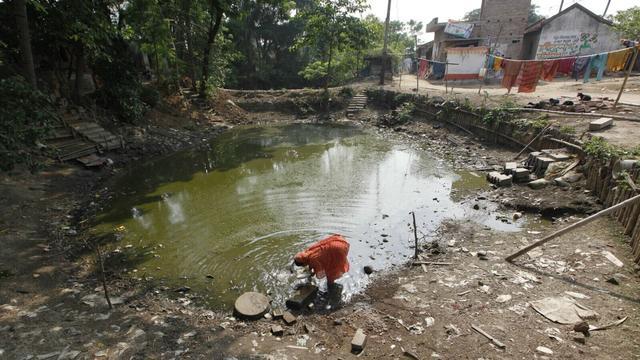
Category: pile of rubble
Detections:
[{"x1": 487, "y1": 148, "x2": 582, "y2": 189}]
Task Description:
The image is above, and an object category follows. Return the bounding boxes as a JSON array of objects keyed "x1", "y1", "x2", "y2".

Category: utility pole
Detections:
[
  {"x1": 603, "y1": 0, "x2": 611, "y2": 17},
  {"x1": 380, "y1": 0, "x2": 392, "y2": 86},
  {"x1": 558, "y1": 0, "x2": 564, "y2": 13},
  {"x1": 415, "y1": 35, "x2": 419, "y2": 92}
]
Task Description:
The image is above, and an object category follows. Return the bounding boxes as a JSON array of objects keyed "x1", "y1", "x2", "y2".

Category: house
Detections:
[
  {"x1": 426, "y1": 0, "x2": 531, "y2": 61},
  {"x1": 521, "y1": 4, "x2": 621, "y2": 60}
]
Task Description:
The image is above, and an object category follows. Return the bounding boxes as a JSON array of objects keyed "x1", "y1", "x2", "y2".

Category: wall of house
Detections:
[
  {"x1": 534, "y1": 8, "x2": 620, "y2": 59},
  {"x1": 478, "y1": 0, "x2": 531, "y2": 58},
  {"x1": 521, "y1": 31, "x2": 541, "y2": 60},
  {"x1": 445, "y1": 47, "x2": 488, "y2": 80}
]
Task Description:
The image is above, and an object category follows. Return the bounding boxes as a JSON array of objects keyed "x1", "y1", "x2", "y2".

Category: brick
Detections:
[
  {"x1": 513, "y1": 168, "x2": 530, "y2": 182},
  {"x1": 351, "y1": 328, "x2": 367, "y2": 352},
  {"x1": 504, "y1": 162, "x2": 517, "y2": 174},
  {"x1": 487, "y1": 171, "x2": 513, "y2": 187},
  {"x1": 589, "y1": 117, "x2": 613, "y2": 131}
]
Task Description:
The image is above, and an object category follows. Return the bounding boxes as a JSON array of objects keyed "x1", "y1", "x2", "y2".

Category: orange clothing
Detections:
[{"x1": 294, "y1": 235, "x2": 350, "y2": 283}]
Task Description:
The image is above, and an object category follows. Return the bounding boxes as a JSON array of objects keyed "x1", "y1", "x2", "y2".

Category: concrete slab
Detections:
[
  {"x1": 233, "y1": 292, "x2": 270, "y2": 320},
  {"x1": 286, "y1": 284, "x2": 318, "y2": 310},
  {"x1": 589, "y1": 117, "x2": 613, "y2": 131}
]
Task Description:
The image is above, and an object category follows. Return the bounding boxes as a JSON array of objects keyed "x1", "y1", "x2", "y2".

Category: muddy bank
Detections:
[{"x1": 1, "y1": 87, "x2": 639, "y2": 359}]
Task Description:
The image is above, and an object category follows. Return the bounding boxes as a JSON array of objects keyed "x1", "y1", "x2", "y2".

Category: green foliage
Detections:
[
  {"x1": 612, "y1": 7, "x2": 640, "y2": 40},
  {"x1": 396, "y1": 102, "x2": 415, "y2": 123},
  {"x1": 583, "y1": 136, "x2": 624, "y2": 160},
  {"x1": 482, "y1": 101, "x2": 518, "y2": 125},
  {"x1": 140, "y1": 85, "x2": 160, "y2": 107},
  {"x1": 338, "y1": 86, "x2": 354, "y2": 97},
  {"x1": 0, "y1": 76, "x2": 56, "y2": 171},
  {"x1": 559, "y1": 125, "x2": 576, "y2": 135},
  {"x1": 93, "y1": 38, "x2": 148, "y2": 123}
]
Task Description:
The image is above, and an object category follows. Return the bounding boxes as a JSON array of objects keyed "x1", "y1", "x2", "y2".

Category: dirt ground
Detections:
[{"x1": 1, "y1": 86, "x2": 640, "y2": 359}]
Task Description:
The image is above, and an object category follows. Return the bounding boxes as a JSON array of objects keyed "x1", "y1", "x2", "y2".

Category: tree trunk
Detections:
[
  {"x1": 73, "y1": 46, "x2": 85, "y2": 103},
  {"x1": 183, "y1": 0, "x2": 197, "y2": 91},
  {"x1": 14, "y1": 0, "x2": 37, "y2": 89},
  {"x1": 199, "y1": 0, "x2": 224, "y2": 97}
]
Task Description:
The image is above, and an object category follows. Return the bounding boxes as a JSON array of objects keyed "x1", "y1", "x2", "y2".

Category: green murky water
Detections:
[{"x1": 94, "y1": 123, "x2": 520, "y2": 308}]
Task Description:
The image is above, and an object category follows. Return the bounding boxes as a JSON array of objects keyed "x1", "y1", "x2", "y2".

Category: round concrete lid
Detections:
[{"x1": 234, "y1": 292, "x2": 270, "y2": 319}]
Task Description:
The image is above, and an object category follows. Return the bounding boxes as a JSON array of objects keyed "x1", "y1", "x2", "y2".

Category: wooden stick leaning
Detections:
[
  {"x1": 505, "y1": 194, "x2": 640, "y2": 262},
  {"x1": 614, "y1": 47, "x2": 639, "y2": 110},
  {"x1": 513, "y1": 124, "x2": 551, "y2": 160}
]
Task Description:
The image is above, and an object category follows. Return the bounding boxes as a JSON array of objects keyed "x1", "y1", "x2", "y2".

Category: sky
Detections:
[{"x1": 368, "y1": 0, "x2": 638, "y2": 42}]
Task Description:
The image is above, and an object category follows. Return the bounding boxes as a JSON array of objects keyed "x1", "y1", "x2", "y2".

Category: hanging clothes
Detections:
[
  {"x1": 557, "y1": 57, "x2": 576, "y2": 76},
  {"x1": 572, "y1": 57, "x2": 590, "y2": 80},
  {"x1": 501, "y1": 60, "x2": 522, "y2": 91},
  {"x1": 606, "y1": 48, "x2": 632, "y2": 72},
  {"x1": 418, "y1": 59, "x2": 429, "y2": 79},
  {"x1": 540, "y1": 60, "x2": 560, "y2": 81},
  {"x1": 518, "y1": 61, "x2": 544, "y2": 93},
  {"x1": 493, "y1": 57, "x2": 503, "y2": 72},
  {"x1": 583, "y1": 53, "x2": 608, "y2": 82},
  {"x1": 486, "y1": 55, "x2": 495, "y2": 70},
  {"x1": 431, "y1": 62, "x2": 446, "y2": 80}
]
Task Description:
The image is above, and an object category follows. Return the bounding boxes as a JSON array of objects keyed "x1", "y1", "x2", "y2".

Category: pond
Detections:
[{"x1": 93, "y1": 123, "x2": 521, "y2": 309}]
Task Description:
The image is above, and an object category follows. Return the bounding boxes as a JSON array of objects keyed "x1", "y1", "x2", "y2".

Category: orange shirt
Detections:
[{"x1": 294, "y1": 234, "x2": 350, "y2": 283}]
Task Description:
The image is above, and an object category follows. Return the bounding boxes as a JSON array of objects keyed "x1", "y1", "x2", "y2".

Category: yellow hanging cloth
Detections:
[
  {"x1": 493, "y1": 57, "x2": 503, "y2": 72},
  {"x1": 606, "y1": 48, "x2": 632, "y2": 72}
]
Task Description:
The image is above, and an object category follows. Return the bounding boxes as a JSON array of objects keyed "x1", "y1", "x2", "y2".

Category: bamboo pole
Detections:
[
  {"x1": 411, "y1": 212, "x2": 419, "y2": 260},
  {"x1": 513, "y1": 125, "x2": 551, "y2": 160},
  {"x1": 505, "y1": 194, "x2": 640, "y2": 262},
  {"x1": 614, "y1": 47, "x2": 639, "y2": 110},
  {"x1": 96, "y1": 246, "x2": 112, "y2": 310}
]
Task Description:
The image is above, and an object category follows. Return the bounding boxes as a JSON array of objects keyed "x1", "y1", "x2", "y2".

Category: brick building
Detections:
[{"x1": 426, "y1": 0, "x2": 531, "y2": 60}]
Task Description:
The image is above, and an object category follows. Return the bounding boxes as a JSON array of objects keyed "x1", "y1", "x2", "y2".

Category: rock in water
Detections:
[
  {"x1": 285, "y1": 284, "x2": 318, "y2": 310},
  {"x1": 234, "y1": 292, "x2": 270, "y2": 320},
  {"x1": 363, "y1": 266, "x2": 374, "y2": 275}
]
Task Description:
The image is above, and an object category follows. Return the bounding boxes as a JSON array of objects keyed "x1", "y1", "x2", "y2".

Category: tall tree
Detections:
[
  {"x1": 612, "y1": 6, "x2": 640, "y2": 40},
  {"x1": 13, "y1": 0, "x2": 37, "y2": 88},
  {"x1": 200, "y1": 0, "x2": 224, "y2": 96},
  {"x1": 296, "y1": 0, "x2": 368, "y2": 91}
]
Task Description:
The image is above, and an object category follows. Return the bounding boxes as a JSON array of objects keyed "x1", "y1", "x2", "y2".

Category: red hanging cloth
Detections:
[{"x1": 518, "y1": 61, "x2": 544, "y2": 93}]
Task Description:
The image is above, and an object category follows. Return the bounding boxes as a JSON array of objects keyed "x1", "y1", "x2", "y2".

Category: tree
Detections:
[
  {"x1": 463, "y1": 8, "x2": 481, "y2": 22},
  {"x1": 13, "y1": 0, "x2": 37, "y2": 89},
  {"x1": 200, "y1": 0, "x2": 225, "y2": 96},
  {"x1": 295, "y1": 0, "x2": 369, "y2": 92},
  {"x1": 612, "y1": 6, "x2": 640, "y2": 40}
]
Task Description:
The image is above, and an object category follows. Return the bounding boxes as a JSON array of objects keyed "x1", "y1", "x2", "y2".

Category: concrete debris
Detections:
[
  {"x1": 602, "y1": 251, "x2": 624, "y2": 267},
  {"x1": 496, "y1": 294, "x2": 512, "y2": 303},
  {"x1": 351, "y1": 328, "x2": 367, "y2": 353},
  {"x1": 530, "y1": 296, "x2": 599, "y2": 324},
  {"x1": 487, "y1": 171, "x2": 512, "y2": 187},
  {"x1": 589, "y1": 117, "x2": 613, "y2": 131},
  {"x1": 283, "y1": 311, "x2": 297, "y2": 325},
  {"x1": 564, "y1": 291, "x2": 590, "y2": 300},
  {"x1": 528, "y1": 179, "x2": 549, "y2": 190},
  {"x1": 513, "y1": 168, "x2": 530, "y2": 182},
  {"x1": 536, "y1": 346, "x2": 553, "y2": 355},
  {"x1": 425, "y1": 317, "x2": 435, "y2": 327}
]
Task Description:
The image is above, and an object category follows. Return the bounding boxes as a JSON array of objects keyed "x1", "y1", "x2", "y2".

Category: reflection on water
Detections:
[{"x1": 93, "y1": 123, "x2": 521, "y2": 308}]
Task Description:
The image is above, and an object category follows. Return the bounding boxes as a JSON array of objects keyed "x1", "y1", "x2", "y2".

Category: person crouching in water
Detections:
[{"x1": 293, "y1": 234, "x2": 350, "y2": 305}]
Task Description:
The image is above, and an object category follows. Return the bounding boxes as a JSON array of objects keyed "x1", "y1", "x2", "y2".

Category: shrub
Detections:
[
  {"x1": 0, "y1": 76, "x2": 56, "y2": 171},
  {"x1": 140, "y1": 85, "x2": 160, "y2": 108}
]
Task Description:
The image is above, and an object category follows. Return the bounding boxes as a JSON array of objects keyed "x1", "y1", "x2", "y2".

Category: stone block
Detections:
[
  {"x1": 504, "y1": 162, "x2": 517, "y2": 174},
  {"x1": 285, "y1": 284, "x2": 318, "y2": 310},
  {"x1": 487, "y1": 171, "x2": 513, "y2": 187},
  {"x1": 589, "y1": 117, "x2": 613, "y2": 131},
  {"x1": 282, "y1": 311, "x2": 297, "y2": 325},
  {"x1": 541, "y1": 148, "x2": 571, "y2": 161},
  {"x1": 351, "y1": 328, "x2": 367, "y2": 353},
  {"x1": 528, "y1": 179, "x2": 550, "y2": 190},
  {"x1": 513, "y1": 168, "x2": 530, "y2": 182},
  {"x1": 271, "y1": 325, "x2": 284, "y2": 336}
]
